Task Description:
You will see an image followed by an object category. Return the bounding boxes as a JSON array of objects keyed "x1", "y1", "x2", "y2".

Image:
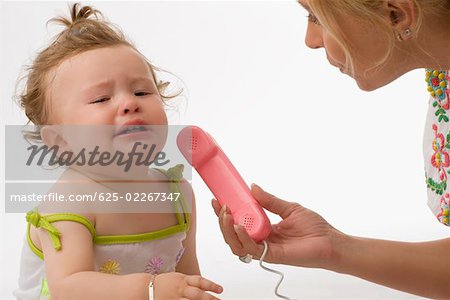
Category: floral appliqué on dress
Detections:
[
  {"x1": 145, "y1": 256, "x2": 164, "y2": 274},
  {"x1": 426, "y1": 124, "x2": 450, "y2": 194},
  {"x1": 437, "y1": 193, "x2": 450, "y2": 225},
  {"x1": 175, "y1": 247, "x2": 185, "y2": 265},
  {"x1": 427, "y1": 69, "x2": 450, "y2": 122},
  {"x1": 99, "y1": 259, "x2": 121, "y2": 275},
  {"x1": 425, "y1": 69, "x2": 450, "y2": 226}
]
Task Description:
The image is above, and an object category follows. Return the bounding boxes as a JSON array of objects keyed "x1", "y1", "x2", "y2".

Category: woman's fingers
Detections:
[
  {"x1": 233, "y1": 224, "x2": 265, "y2": 259},
  {"x1": 216, "y1": 204, "x2": 229, "y2": 239},
  {"x1": 213, "y1": 194, "x2": 273, "y2": 258},
  {"x1": 214, "y1": 185, "x2": 301, "y2": 220},
  {"x1": 213, "y1": 193, "x2": 278, "y2": 259},
  {"x1": 211, "y1": 198, "x2": 221, "y2": 216},
  {"x1": 220, "y1": 209, "x2": 247, "y2": 256},
  {"x1": 251, "y1": 184, "x2": 301, "y2": 219}
]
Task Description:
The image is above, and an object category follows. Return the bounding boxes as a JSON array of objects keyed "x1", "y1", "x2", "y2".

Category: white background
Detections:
[{"x1": 1, "y1": 1, "x2": 449, "y2": 299}]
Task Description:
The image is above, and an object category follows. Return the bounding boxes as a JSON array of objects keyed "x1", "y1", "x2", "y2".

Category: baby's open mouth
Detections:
[{"x1": 115, "y1": 125, "x2": 149, "y2": 137}]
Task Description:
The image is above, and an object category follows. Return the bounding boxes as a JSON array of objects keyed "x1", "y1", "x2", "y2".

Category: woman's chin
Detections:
[
  {"x1": 354, "y1": 71, "x2": 401, "y2": 92},
  {"x1": 354, "y1": 78, "x2": 386, "y2": 92}
]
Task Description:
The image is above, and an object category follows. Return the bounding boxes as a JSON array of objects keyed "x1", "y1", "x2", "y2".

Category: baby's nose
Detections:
[{"x1": 120, "y1": 97, "x2": 140, "y2": 115}]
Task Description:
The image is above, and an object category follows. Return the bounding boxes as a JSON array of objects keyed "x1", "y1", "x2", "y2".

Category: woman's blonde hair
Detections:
[
  {"x1": 308, "y1": 0, "x2": 450, "y2": 76},
  {"x1": 17, "y1": 3, "x2": 180, "y2": 142}
]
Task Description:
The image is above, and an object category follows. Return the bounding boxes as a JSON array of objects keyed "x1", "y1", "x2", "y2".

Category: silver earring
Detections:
[{"x1": 404, "y1": 28, "x2": 412, "y2": 36}]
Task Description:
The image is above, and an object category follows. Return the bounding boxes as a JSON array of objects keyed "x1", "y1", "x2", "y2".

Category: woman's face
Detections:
[{"x1": 299, "y1": 0, "x2": 408, "y2": 91}]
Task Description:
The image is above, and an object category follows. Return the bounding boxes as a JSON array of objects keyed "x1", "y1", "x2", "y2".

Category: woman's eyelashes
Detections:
[{"x1": 306, "y1": 13, "x2": 320, "y2": 25}]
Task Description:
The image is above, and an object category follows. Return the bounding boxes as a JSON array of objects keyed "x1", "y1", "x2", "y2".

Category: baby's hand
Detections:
[{"x1": 154, "y1": 272, "x2": 223, "y2": 300}]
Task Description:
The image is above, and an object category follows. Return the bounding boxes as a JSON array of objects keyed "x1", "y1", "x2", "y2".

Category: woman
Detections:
[{"x1": 212, "y1": 0, "x2": 450, "y2": 298}]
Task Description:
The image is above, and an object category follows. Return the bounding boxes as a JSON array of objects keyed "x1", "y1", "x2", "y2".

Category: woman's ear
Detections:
[
  {"x1": 40, "y1": 125, "x2": 70, "y2": 152},
  {"x1": 385, "y1": 0, "x2": 417, "y2": 41}
]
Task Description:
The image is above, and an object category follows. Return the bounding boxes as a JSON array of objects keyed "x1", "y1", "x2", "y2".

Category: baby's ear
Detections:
[{"x1": 40, "y1": 125, "x2": 70, "y2": 152}]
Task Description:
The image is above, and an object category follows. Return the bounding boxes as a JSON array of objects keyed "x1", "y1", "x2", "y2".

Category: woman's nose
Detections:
[{"x1": 304, "y1": 24, "x2": 323, "y2": 49}]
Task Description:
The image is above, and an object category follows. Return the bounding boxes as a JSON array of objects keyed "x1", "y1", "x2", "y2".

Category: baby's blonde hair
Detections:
[
  {"x1": 308, "y1": 0, "x2": 450, "y2": 75},
  {"x1": 17, "y1": 3, "x2": 179, "y2": 142}
]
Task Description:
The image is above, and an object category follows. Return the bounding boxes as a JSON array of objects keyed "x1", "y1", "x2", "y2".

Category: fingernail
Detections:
[
  {"x1": 220, "y1": 205, "x2": 226, "y2": 215},
  {"x1": 251, "y1": 183, "x2": 261, "y2": 190}
]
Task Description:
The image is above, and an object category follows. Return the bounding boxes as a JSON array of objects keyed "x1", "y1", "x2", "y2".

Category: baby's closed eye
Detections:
[
  {"x1": 90, "y1": 97, "x2": 110, "y2": 104},
  {"x1": 134, "y1": 91, "x2": 152, "y2": 96}
]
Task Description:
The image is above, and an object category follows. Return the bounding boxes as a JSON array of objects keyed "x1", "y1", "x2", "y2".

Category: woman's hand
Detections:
[
  {"x1": 212, "y1": 184, "x2": 345, "y2": 269},
  {"x1": 154, "y1": 272, "x2": 223, "y2": 300}
]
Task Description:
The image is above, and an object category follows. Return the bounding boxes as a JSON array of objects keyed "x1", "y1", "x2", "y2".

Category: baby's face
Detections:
[
  {"x1": 46, "y1": 44, "x2": 167, "y2": 127},
  {"x1": 43, "y1": 45, "x2": 168, "y2": 177}
]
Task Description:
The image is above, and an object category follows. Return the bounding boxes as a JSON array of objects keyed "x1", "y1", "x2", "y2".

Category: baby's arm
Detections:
[
  {"x1": 38, "y1": 219, "x2": 153, "y2": 300},
  {"x1": 175, "y1": 180, "x2": 201, "y2": 275},
  {"x1": 39, "y1": 218, "x2": 222, "y2": 300}
]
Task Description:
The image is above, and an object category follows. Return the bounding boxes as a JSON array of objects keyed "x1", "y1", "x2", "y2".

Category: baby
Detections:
[{"x1": 14, "y1": 3, "x2": 223, "y2": 300}]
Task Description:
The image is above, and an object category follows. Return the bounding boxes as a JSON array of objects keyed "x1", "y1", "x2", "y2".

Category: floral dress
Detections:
[
  {"x1": 423, "y1": 69, "x2": 450, "y2": 226},
  {"x1": 13, "y1": 165, "x2": 190, "y2": 300}
]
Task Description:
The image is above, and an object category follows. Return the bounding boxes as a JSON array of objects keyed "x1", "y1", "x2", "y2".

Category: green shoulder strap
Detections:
[
  {"x1": 156, "y1": 164, "x2": 190, "y2": 230},
  {"x1": 26, "y1": 210, "x2": 95, "y2": 260}
]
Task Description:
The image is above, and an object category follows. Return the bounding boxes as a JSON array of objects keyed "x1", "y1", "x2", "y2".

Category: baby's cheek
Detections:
[{"x1": 152, "y1": 106, "x2": 168, "y2": 125}]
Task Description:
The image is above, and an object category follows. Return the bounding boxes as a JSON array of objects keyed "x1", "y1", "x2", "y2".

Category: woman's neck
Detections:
[{"x1": 410, "y1": 13, "x2": 450, "y2": 70}]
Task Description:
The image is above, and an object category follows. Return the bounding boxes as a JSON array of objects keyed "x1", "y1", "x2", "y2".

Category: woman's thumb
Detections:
[{"x1": 251, "y1": 184, "x2": 293, "y2": 217}]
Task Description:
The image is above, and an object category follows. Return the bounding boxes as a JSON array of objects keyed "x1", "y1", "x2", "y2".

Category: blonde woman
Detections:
[{"x1": 213, "y1": 0, "x2": 450, "y2": 298}]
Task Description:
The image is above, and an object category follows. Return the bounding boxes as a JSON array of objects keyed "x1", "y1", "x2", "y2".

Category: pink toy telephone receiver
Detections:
[{"x1": 176, "y1": 126, "x2": 271, "y2": 242}]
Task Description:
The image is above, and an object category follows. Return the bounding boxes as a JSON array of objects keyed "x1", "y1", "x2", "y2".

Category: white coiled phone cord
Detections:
[{"x1": 259, "y1": 240, "x2": 298, "y2": 300}]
